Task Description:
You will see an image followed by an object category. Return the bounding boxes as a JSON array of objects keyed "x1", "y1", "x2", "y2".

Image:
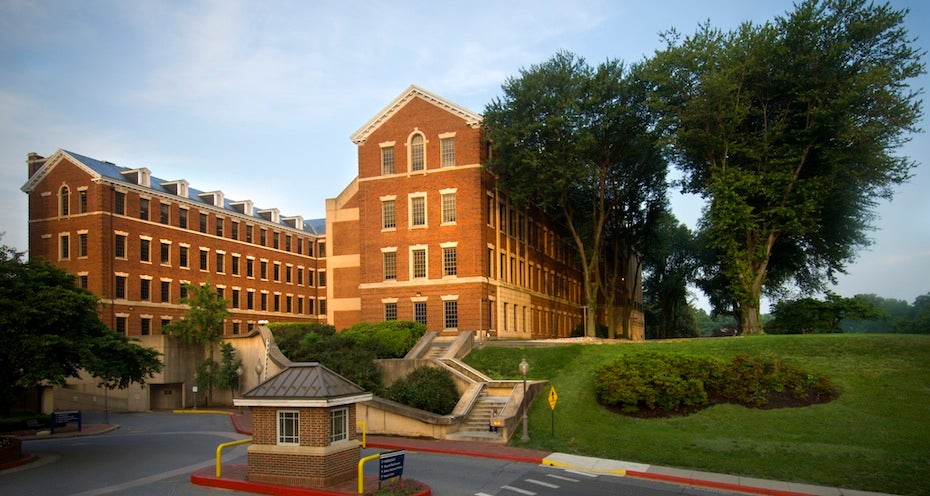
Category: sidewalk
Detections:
[{"x1": 216, "y1": 409, "x2": 895, "y2": 496}]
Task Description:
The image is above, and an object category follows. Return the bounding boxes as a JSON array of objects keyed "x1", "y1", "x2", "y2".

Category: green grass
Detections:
[{"x1": 464, "y1": 335, "x2": 930, "y2": 496}]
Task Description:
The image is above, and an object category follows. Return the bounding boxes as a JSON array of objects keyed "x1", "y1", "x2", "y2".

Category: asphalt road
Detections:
[{"x1": 2, "y1": 412, "x2": 741, "y2": 496}]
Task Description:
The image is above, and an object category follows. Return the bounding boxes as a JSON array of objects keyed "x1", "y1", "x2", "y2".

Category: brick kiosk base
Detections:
[{"x1": 247, "y1": 442, "x2": 360, "y2": 488}]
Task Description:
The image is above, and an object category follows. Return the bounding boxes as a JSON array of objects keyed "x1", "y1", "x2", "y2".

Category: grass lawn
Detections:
[{"x1": 464, "y1": 334, "x2": 930, "y2": 496}]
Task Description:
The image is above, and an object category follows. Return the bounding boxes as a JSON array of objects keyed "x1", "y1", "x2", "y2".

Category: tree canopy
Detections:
[
  {"x1": 643, "y1": 0, "x2": 925, "y2": 334},
  {"x1": 0, "y1": 243, "x2": 162, "y2": 411},
  {"x1": 483, "y1": 51, "x2": 667, "y2": 338}
]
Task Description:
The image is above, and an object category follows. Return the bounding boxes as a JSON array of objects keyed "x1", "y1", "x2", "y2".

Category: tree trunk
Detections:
[{"x1": 736, "y1": 300, "x2": 764, "y2": 335}]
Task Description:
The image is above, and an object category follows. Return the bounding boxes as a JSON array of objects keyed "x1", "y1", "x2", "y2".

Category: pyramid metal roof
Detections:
[{"x1": 235, "y1": 362, "x2": 372, "y2": 408}]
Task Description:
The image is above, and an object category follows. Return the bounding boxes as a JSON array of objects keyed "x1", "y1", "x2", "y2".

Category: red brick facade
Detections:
[
  {"x1": 23, "y1": 151, "x2": 327, "y2": 337},
  {"x1": 329, "y1": 86, "x2": 587, "y2": 337}
]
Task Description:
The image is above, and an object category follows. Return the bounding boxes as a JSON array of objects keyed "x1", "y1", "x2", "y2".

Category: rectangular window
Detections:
[
  {"x1": 246, "y1": 225, "x2": 253, "y2": 243},
  {"x1": 273, "y1": 232, "x2": 279, "y2": 249},
  {"x1": 318, "y1": 271, "x2": 326, "y2": 287},
  {"x1": 286, "y1": 295, "x2": 292, "y2": 313},
  {"x1": 319, "y1": 243, "x2": 325, "y2": 256},
  {"x1": 200, "y1": 249, "x2": 209, "y2": 271},
  {"x1": 298, "y1": 297, "x2": 304, "y2": 314},
  {"x1": 179, "y1": 208, "x2": 188, "y2": 229},
  {"x1": 319, "y1": 299, "x2": 327, "y2": 315},
  {"x1": 180, "y1": 283, "x2": 188, "y2": 300},
  {"x1": 444, "y1": 300, "x2": 459, "y2": 329},
  {"x1": 381, "y1": 146, "x2": 395, "y2": 175},
  {"x1": 410, "y1": 196, "x2": 426, "y2": 227},
  {"x1": 414, "y1": 302, "x2": 427, "y2": 326},
  {"x1": 232, "y1": 322, "x2": 240, "y2": 335},
  {"x1": 160, "y1": 242, "x2": 170, "y2": 265},
  {"x1": 232, "y1": 289, "x2": 240, "y2": 309},
  {"x1": 115, "y1": 234, "x2": 127, "y2": 258},
  {"x1": 285, "y1": 235, "x2": 291, "y2": 252},
  {"x1": 382, "y1": 200, "x2": 396, "y2": 229},
  {"x1": 160, "y1": 203, "x2": 169, "y2": 224},
  {"x1": 247, "y1": 291, "x2": 254, "y2": 310},
  {"x1": 216, "y1": 218, "x2": 224, "y2": 237},
  {"x1": 115, "y1": 275, "x2": 126, "y2": 299},
  {"x1": 140, "y1": 238, "x2": 150, "y2": 262},
  {"x1": 216, "y1": 252, "x2": 225, "y2": 273},
  {"x1": 383, "y1": 252, "x2": 397, "y2": 280},
  {"x1": 261, "y1": 292, "x2": 268, "y2": 311},
  {"x1": 261, "y1": 260, "x2": 268, "y2": 280},
  {"x1": 308, "y1": 270, "x2": 315, "y2": 287},
  {"x1": 285, "y1": 265, "x2": 292, "y2": 284},
  {"x1": 443, "y1": 247, "x2": 457, "y2": 276},
  {"x1": 114, "y1": 191, "x2": 126, "y2": 215},
  {"x1": 115, "y1": 316, "x2": 127, "y2": 335},
  {"x1": 139, "y1": 198, "x2": 149, "y2": 220},
  {"x1": 441, "y1": 193, "x2": 456, "y2": 224},
  {"x1": 440, "y1": 137, "x2": 455, "y2": 167},
  {"x1": 330, "y1": 408, "x2": 348, "y2": 443},
  {"x1": 79, "y1": 190, "x2": 88, "y2": 213},
  {"x1": 273, "y1": 262, "x2": 281, "y2": 282},
  {"x1": 412, "y1": 248, "x2": 426, "y2": 279},
  {"x1": 296, "y1": 238, "x2": 303, "y2": 255},
  {"x1": 140, "y1": 278, "x2": 151, "y2": 301},
  {"x1": 79, "y1": 275, "x2": 88, "y2": 289},
  {"x1": 247, "y1": 258, "x2": 255, "y2": 278},
  {"x1": 260, "y1": 229, "x2": 267, "y2": 246},
  {"x1": 231, "y1": 255, "x2": 240, "y2": 276},
  {"x1": 199, "y1": 213, "x2": 208, "y2": 233},
  {"x1": 385, "y1": 303, "x2": 397, "y2": 321},
  {"x1": 297, "y1": 268, "x2": 303, "y2": 285},
  {"x1": 78, "y1": 233, "x2": 88, "y2": 258},
  {"x1": 231, "y1": 221, "x2": 239, "y2": 241},
  {"x1": 179, "y1": 246, "x2": 189, "y2": 268},
  {"x1": 161, "y1": 281, "x2": 170, "y2": 302},
  {"x1": 278, "y1": 410, "x2": 299, "y2": 445}
]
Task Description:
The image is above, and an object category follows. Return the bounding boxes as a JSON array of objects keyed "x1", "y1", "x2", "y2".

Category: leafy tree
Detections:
[
  {"x1": 767, "y1": 292, "x2": 885, "y2": 334},
  {"x1": 693, "y1": 308, "x2": 738, "y2": 336},
  {"x1": 643, "y1": 212, "x2": 700, "y2": 339},
  {"x1": 644, "y1": 0, "x2": 924, "y2": 334},
  {"x1": 215, "y1": 342, "x2": 242, "y2": 398},
  {"x1": 841, "y1": 294, "x2": 909, "y2": 333},
  {"x1": 0, "y1": 243, "x2": 162, "y2": 412},
  {"x1": 163, "y1": 282, "x2": 229, "y2": 405},
  {"x1": 896, "y1": 293, "x2": 930, "y2": 334},
  {"x1": 484, "y1": 51, "x2": 667, "y2": 338}
]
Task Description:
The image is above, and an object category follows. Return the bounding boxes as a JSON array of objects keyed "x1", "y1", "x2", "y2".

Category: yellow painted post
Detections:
[
  {"x1": 215, "y1": 438, "x2": 252, "y2": 478},
  {"x1": 358, "y1": 453, "x2": 380, "y2": 494},
  {"x1": 356, "y1": 420, "x2": 367, "y2": 447}
]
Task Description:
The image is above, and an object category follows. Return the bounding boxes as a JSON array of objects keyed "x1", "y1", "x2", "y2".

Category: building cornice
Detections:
[{"x1": 350, "y1": 85, "x2": 482, "y2": 145}]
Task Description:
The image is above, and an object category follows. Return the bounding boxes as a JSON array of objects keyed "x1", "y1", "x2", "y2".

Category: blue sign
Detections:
[{"x1": 379, "y1": 450, "x2": 405, "y2": 481}]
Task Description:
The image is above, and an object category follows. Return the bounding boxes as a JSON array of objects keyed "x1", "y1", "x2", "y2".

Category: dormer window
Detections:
[
  {"x1": 230, "y1": 200, "x2": 254, "y2": 216},
  {"x1": 161, "y1": 180, "x2": 189, "y2": 198},
  {"x1": 258, "y1": 208, "x2": 279, "y2": 223},
  {"x1": 282, "y1": 216, "x2": 303, "y2": 229},
  {"x1": 198, "y1": 191, "x2": 224, "y2": 207},
  {"x1": 120, "y1": 168, "x2": 151, "y2": 187}
]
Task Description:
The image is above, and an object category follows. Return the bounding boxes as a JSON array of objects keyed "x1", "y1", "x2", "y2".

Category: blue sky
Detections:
[{"x1": 1, "y1": 0, "x2": 927, "y2": 310}]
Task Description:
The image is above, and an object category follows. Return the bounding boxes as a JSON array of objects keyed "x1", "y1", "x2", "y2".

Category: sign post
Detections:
[
  {"x1": 547, "y1": 386, "x2": 558, "y2": 436},
  {"x1": 379, "y1": 450, "x2": 406, "y2": 488}
]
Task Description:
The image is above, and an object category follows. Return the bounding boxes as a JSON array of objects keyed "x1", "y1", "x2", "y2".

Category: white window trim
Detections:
[
  {"x1": 277, "y1": 409, "x2": 300, "y2": 446},
  {"x1": 330, "y1": 407, "x2": 349, "y2": 444},
  {"x1": 407, "y1": 130, "x2": 427, "y2": 173},
  {"x1": 409, "y1": 244, "x2": 428, "y2": 280},
  {"x1": 408, "y1": 192, "x2": 427, "y2": 229}
]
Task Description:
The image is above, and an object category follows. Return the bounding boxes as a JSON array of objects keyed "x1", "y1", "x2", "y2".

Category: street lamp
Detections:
[{"x1": 519, "y1": 358, "x2": 529, "y2": 442}]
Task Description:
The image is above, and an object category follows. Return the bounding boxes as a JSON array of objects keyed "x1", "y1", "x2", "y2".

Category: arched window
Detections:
[
  {"x1": 409, "y1": 133, "x2": 425, "y2": 172},
  {"x1": 59, "y1": 185, "x2": 70, "y2": 216}
]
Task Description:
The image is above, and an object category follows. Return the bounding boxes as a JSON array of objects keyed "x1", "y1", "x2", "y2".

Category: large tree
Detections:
[
  {"x1": 643, "y1": 212, "x2": 700, "y2": 339},
  {"x1": 0, "y1": 243, "x2": 162, "y2": 412},
  {"x1": 483, "y1": 51, "x2": 667, "y2": 338},
  {"x1": 644, "y1": 0, "x2": 924, "y2": 334}
]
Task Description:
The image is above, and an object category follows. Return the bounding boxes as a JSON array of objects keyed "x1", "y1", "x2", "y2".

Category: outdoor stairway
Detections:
[
  {"x1": 422, "y1": 341, "x2": 450, "y2": 359},
  {"x1": 446, "y1": 392, "x2": 509, "y2": 441},
  {"x1": 438, "y1": 358, "x2": 492, "y2": 383}
]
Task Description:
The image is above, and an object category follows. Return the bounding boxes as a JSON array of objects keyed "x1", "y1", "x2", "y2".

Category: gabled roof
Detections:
[
  {"x1": 235, "y1": 362, "x2": 372, "y2": 408},
  {"x1": 350, "y1": 85, "x2": 482, "y2": 144},
  {"x1": 21, "y1": 149, "x2": 326, "y2": 236}
]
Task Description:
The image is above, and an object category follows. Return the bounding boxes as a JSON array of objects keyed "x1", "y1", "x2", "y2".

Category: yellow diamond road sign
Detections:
[{"x1": 548, "y1": 386, "x2": 558, "y2": 410}]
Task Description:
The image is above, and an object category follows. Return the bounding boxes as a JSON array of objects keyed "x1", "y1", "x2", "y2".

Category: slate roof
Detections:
[
  {"x1": 241, "y1": 362, "x2": 368, "y2": 401},
  {"x1": 41, "y1": 150, "x2": 326, "y2": 236}
]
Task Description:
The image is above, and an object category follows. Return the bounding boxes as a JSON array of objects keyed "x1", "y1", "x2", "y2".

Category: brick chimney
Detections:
[{"x1": 27, "y1": 152, "x2": 47, "y2": 178}]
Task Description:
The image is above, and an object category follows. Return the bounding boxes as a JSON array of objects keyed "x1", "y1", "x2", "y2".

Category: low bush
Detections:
[
  {"x1": 343, "y1": 321, "x2": 427, "y2": 358},
  {"x1": 384, "y1": 366, "x2": 459, "y2": 415},
  {"x1": 594, "y1": 351, "x2": 837, "y2": 416}
]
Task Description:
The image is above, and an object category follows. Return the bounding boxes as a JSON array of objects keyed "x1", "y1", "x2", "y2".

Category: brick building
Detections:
[{"x1": 327, "y1": 86, "x2": 586, "y2": 338}]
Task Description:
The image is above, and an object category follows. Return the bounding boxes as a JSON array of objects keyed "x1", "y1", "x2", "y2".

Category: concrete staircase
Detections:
[
  {"x1": 446, "y1": 392, "x2": 509, "y2": 441},
  {"x1": 422, "y1": 341, "x2": 450, "y2": 359}
]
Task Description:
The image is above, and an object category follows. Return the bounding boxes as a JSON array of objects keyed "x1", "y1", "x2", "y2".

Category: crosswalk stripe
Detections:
[
  {"x1": 565, "y1": 469, "x2": 599, "y2": 478},
  {"x1": 546, "y1": 473, "x2": 579, "y2": 482},
  {"x1": 525, "y1": 478, "x2": 559, "y2": 488},
  {"x1": 475, "y1": 493, "x2": 494, "y2": 496},
  {"x1": 501, "y1": 485, "x2": 537, "y2": 495}
]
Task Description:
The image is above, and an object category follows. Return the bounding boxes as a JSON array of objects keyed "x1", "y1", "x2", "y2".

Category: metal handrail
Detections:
[{"x1": 215, "y1": 437, "x2": 251, "y2": 477}]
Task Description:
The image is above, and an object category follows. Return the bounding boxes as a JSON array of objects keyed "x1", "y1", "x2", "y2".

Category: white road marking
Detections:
[
  {"x1": 501, "y1": 485, "x2": 537, "y2": 495},
  {"x1": 546, "y1": 473, "x2": 579, "y2": 482},
  {"x1": 565, "y1": 469, "x2": 599, "y2": 477},
  {"x1": 525, "y1": 478, "x2": 559, "y2": 488}
]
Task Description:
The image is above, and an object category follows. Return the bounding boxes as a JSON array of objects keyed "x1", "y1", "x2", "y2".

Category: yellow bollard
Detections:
[
  {"x1": 215, "y1": 438, "x2": 251, "y2": 478},
  {"x1": 357, "y1": 453, "x2": 380, "y2": 494},
  {"x1": 356, "y1": 420, "x2": 367, "y2": 448}
]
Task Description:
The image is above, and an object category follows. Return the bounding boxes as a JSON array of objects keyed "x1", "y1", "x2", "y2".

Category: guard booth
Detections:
[{"x1": 233, "y1": 362, "x2": 372, "y2": 489}]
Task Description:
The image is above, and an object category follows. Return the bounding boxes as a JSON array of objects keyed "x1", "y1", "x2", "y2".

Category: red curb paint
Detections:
[
  {"x1": 366, "y1": 441, "x2": 546, "y2": 465},
  {"x1": 626, "y1": 470, "x2": 812, "y2": 496},
  {"x1": 0, "y1": 453, "x2": 38, "y2": 470}
]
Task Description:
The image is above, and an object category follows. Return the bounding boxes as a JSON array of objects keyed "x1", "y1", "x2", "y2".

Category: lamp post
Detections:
[{"x1": 519, "y1": 358, "x2": 529, "y2": 442}]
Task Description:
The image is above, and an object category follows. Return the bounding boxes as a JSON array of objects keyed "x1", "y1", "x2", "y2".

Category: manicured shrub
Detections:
[
  {"x1": 343, "y1": 321, "x2": 427, "y2": 358},
  {"x1": 594, "y1": 351, "x2": 837, "y2": 416},
  {"x1": 384, "y1": 366, "x2": 459, "y2": 415}
]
